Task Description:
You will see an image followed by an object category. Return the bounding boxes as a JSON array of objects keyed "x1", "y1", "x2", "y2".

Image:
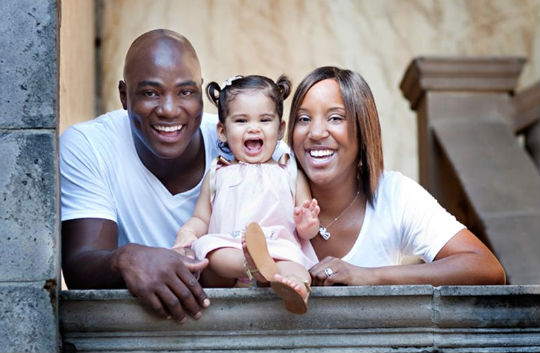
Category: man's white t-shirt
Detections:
[
  {"x1": 60, "y1": 109, "x2": 287, "y2": 249},
  {"x1": 60, "y1": 109, "x2": 232, "y2": 248},
  {"x1": 341, "y1": 171, "x2": 465, "y2": 266}
]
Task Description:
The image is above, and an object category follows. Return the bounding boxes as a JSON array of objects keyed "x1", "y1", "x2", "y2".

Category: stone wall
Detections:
[{"x1": 0, "y1": 1, "x2": 59, "y2": 351}]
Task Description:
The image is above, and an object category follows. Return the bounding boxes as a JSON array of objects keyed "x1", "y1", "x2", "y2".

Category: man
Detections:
[{"x1": 61, "y1": 29, "x2": 227, "y2": 323}]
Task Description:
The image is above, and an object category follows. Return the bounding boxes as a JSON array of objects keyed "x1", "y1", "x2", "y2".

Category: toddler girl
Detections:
[{"x1": 173, "y1": 75, "x2": 319, "y2": 314}]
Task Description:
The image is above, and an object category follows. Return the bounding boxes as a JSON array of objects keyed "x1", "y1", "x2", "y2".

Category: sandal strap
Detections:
[
  {"x1": 243, "y1": 260, "x2": 260, "y2": 281},
  {"x1": 303, "y1": 280, "x2": 312, "y2": 294}
]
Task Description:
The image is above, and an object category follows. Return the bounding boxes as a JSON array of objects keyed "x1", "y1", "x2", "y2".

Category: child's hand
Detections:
[
  {"x1": 294, "y1": 198, "x2": 320, "y2": 239},
  {"x1": 172, "y1": 229, "x2": 198, "y2": 259},
  {"x1": 173, "y1": 246, "x2": 196, "y2": 260}
]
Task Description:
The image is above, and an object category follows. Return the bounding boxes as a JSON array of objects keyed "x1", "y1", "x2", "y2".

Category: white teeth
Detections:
[
  {"x1": 309, "y1": 149, "x2": 334, "y2": 158},
  {"x1": 154, "y1": 124, "x2": 183, "y2": 132}
]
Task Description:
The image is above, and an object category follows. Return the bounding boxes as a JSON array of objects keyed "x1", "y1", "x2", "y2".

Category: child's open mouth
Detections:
[{"x1": 244, "y1": 138, "x2": 263, "y2": 155}]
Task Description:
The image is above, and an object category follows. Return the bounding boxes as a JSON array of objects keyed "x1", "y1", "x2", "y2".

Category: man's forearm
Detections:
[{"x1": 63, "y1": 248, "x2": 125, "y2": 289}]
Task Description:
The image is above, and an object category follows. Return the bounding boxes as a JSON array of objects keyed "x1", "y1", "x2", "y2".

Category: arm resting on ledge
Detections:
[
  {"x1": 62, "y1": 218, "x2": 210, "y2": 323},
  {"x1": 311, "y1": 229, "x2": 506, "y2": 286}
]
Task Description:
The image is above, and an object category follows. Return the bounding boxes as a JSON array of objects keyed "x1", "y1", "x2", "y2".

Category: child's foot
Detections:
[
  {"x1": 242, "y1": 222, "x2": 278, "y2": 283},
  {"x1": 243, "y1": 222, "x2": 310, "y2": 314},
  {"x1": 271, "y1": 274, "x2": 311, "y2": 314}
]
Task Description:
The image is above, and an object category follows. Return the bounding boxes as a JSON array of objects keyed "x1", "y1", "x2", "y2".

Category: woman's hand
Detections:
[{"x1": 310, "y1": 256, "x2": 373, "y2": 286}]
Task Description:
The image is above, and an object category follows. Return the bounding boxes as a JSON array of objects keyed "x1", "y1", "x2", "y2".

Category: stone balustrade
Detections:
[{"x1": 60, "y1": 285, "x2": 540, "y2": 352}]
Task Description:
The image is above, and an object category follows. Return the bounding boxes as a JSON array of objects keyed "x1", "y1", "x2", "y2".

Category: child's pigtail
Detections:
[
  {"x1": 206, "y1": 81, "x2": 221, "y2": 108},
  {"x1": 276, "y1": 75, "x2": 291, "y2": 101}
]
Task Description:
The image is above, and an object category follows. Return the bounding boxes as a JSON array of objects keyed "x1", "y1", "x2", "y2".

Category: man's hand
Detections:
[{"x1": 113, "y1": 243, "x2": 210, "y2": 323}]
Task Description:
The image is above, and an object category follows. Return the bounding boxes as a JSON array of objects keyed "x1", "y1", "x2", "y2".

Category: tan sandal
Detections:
[
  {"x1": 270, "y1": 279, "x2": 310, "y2": 314},
  {"x1": 244, "y1": 222, "x2": 310, "y2": 314},
  {"x1": 244, "y1": 222, "x2": 279, "y2": 282}
]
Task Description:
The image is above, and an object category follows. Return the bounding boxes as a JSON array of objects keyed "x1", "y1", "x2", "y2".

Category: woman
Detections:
[{"x1": 287, "y1": 66, "x2": 506, "y2": 286}]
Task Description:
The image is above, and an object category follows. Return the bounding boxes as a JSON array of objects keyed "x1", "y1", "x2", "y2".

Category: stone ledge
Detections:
[{"x1": 60, "y1": 285, "x2": 540, "y2": 352}]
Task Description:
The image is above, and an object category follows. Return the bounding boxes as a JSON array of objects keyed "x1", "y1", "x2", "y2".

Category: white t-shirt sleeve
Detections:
[
  {"x1": 396, "y1": 173, "x2": 465, "y2": 262},
  {"x1": 273, "y1": 140, "x2": 290, "y2": 159},
  {"x1": 60, "y1": 127, "x2": 117, "y2": 222}
]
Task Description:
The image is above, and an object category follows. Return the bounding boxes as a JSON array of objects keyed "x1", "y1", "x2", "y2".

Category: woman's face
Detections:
[{"x1": 292, "y1": 79, "x2": 359, "y2": 188}]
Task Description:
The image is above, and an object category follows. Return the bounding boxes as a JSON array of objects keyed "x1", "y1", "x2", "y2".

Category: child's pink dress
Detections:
[{"x1": 191, "y1": 159, "x2": 318, "y2": 269}]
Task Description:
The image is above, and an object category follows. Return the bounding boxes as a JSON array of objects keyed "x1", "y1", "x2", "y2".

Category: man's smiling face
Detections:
[{"x1": 120, "y1": 33, "x2": 203, "y2": 161}]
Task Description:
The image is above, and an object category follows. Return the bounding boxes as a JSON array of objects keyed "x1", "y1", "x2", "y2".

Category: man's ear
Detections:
[
  {"x1": 217, "y1": 122, "x2": 227, "y2": 142},
  {"x1": 118, "y1": 80, "x2": 128, "y2": 110},
  {"x1": 278, "y1": 120, "x2": 286, "y2": 140}
]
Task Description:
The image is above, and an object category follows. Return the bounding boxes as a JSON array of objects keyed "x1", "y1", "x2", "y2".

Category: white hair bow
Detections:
[{"x1": 220, "y1": 75, "x2": 243, "y2": 89}]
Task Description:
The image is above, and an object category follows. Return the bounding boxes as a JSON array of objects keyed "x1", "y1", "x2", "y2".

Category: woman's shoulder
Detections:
[
  {"x1": 375, "y1": 170, "x2": 423, "y2": 203},
  {"x1": 377, "y1": 170, "x2": 406, "y2": 192}
]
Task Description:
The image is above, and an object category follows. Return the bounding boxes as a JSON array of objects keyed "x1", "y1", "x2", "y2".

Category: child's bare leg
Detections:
[
  {"x1": 199, "y1": 267, "x2": 237, "y2": 288},
  {"x1": 206, "y1": 248, "x2": 246, "y2": 279},
  {"x1": 275, "y1": 260, "x2": 311, "y2": 302}
]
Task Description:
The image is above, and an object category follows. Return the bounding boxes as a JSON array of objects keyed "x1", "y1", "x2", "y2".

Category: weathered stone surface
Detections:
[
  {"x1": 0, "y1": 0, "x2": 56, "y2": 128},
  {"x1": 434, "y1": 285, "x2": 540, "y2": 328},
  {"x1": 0, "y1": 131, "x2": 58, "y2": 281},
  {"x1": 427, "y1": 91, "x2": 514, "y2": 124},
  {"x1": 59, "y1": 286, "x2": 540, "y2": 352},
  {"x1": 401, "y1": 58, "x2": 539, "y2": 286},
  {"x1": 0, "y1": 283, "x2": 58, "y2": 352},
  {"x1": 525, "y1": 121, "x2": 540, "y2": 167},
  {"x1": 432, "y1": 120, "x2": 540, "y2": 216},
  {"x1": 483, "y1": 215, "x2": 540, "y2": 284},
  {"x1": 431, "y1": 120, "x2": 540, "y2": 284}
]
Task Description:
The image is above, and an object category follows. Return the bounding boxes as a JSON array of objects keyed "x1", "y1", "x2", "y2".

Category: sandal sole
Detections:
[
  {"x1": 244, "y1": 222, "x2": 278, "y2": 282},
  {"x1": 271, "y1": 281, "x2": 308, "y2": 314}
]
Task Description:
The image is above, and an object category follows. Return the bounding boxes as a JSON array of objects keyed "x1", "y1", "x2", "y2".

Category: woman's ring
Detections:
[{"x1": 324, "y1": 267, "x2": 334, "y2": 278}]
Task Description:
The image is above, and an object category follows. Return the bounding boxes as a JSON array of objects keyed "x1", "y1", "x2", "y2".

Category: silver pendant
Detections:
[{"x1": 319, "y1": 226, "x2": 331, "y2": 240}]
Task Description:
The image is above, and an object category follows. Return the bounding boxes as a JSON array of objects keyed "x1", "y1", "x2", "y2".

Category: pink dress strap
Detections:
[
  {"x1": 278, "y1": 153, "x2": 297, "y2": 200},
  {"x1": 209, "y1": 155, "x2": 232, "y2": 200}
]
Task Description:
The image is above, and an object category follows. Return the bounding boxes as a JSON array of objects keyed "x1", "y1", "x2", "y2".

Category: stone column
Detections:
[{"x1": 0, "y1": 1, "x2": 59, "y2": 351}]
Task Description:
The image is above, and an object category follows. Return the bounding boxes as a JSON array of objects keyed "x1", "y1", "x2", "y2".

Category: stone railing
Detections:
[
  {"x1": 400, "y1": 57, "x2": 540, "y2": 285},
  {"x1": 60, "y1": 286, "x2": 540, "y2": 352}
]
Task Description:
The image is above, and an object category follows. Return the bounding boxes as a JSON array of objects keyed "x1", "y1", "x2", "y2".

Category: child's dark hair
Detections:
[{"x1": 206, "y1": 74, "x2": 291, "y2": 124}]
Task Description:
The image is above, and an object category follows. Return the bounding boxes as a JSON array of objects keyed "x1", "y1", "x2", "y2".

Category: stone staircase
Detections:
[{"x1": 400, "y1": 57, "x2": 540, "y2": 285}]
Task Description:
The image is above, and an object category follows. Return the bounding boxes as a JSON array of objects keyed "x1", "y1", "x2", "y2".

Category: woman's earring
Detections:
[{"x1": 357, "y1": 159, "x2": 363, "y2": 180}]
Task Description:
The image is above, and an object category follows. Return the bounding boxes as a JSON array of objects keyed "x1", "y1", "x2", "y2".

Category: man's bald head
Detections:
[
  {"x1": 123, "y1": 29, "x2": 200, "y2": 80},
  {"x1": 118, "y1": 29, "x2": 205, "y2": 165}
]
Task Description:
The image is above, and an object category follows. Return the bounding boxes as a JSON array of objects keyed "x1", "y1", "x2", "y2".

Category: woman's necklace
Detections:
[{"x1": 318, "y1": 190, "x2": 360, "y2": 240}]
